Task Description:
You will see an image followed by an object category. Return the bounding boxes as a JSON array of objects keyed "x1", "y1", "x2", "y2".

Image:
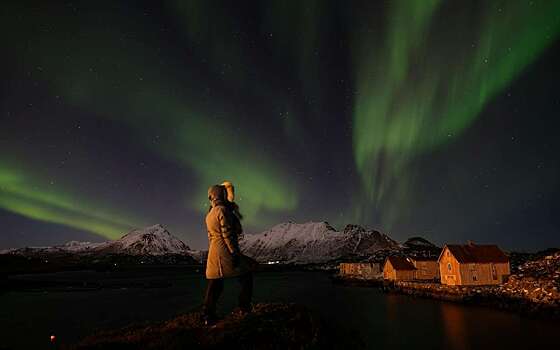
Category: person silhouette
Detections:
[{"x1": 202, "y1": 184, "x2": 253, "y2": 325}]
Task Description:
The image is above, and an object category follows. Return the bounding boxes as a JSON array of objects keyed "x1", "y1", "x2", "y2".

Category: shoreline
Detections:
[{"x1": 332, "y1": 275, "x2": 560, "y2": 320}]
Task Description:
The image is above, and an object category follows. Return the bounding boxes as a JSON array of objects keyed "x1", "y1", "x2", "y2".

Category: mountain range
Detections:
[
  {"x1": 2, "y1": 222, "x2": 441, "y2": 266},
  {"x1": 240, "y1": 222, "x2": 402, "y2": 264},
  {"x1": 1, "y1": 224, "x2": 194, "y2": 257}
]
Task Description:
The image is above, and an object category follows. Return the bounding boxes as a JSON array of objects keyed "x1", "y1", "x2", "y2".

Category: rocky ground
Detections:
[
  {"x1": 495, "y1": 250, "x2": 560, "y2": 312},
  {"x1": 508, "y1": 248, "x2": 560, "y2": 270},
  {"x1": 66, "y1": 303, "x2": 362, "y2": 350}
]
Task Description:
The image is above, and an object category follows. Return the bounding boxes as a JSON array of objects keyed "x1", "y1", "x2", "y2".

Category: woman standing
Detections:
[{"x1": 202, "y1": 183, "x2": 253, "y2": 325}]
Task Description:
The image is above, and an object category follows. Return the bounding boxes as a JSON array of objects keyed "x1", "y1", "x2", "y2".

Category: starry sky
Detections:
[{"x1": 1, "y1": 0, "x2": 559, "y2": 251}]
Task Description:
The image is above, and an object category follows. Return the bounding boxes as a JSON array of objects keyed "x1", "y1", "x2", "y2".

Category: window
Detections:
[
  {"x1": 472, "y1": 275, "x2": 477, "y2": 281},
  {"x1": 446, "y1": 251, "x2": 450, "y2": 257},
  {"x1": 447, "y1": 263, "x2": 452, "y2": 271}
]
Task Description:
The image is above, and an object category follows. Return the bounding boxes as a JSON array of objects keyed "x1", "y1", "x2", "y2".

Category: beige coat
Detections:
[{"x1": 205, "y1": 186, "x2": 251, "y2": 279}]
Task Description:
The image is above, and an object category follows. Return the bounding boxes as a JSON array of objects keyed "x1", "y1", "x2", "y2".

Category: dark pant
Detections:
[{"x1": 203, "y1": 273, "x2": 253, "y2": 316}]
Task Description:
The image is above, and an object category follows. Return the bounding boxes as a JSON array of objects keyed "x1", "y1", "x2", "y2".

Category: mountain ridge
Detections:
[
  {"x1": 240, "y1": 221, "x2": 400, "y2": 264},
  {"x1": 1, "y1": 224, "x2": 194, "y2": 257},
  {"x1": 1, "y1": 222, "x2": 442, "y2": 266}
]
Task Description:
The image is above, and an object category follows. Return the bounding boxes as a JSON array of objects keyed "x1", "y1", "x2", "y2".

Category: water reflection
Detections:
[
  {"x1": 441, "y1": 303, "x2": 468, "y2": 350},
  {"x1": 385, "y1": 294, "x2": 399, "y2": 323}
]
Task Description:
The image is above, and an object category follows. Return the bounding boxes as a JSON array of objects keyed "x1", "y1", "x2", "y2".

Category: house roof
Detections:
[
  {"x1": 444, "y1": 244, "x2": 509, "y2": 264},
  {"x1": 386, "y1": 256, "x2": 416, "y2": 270}
]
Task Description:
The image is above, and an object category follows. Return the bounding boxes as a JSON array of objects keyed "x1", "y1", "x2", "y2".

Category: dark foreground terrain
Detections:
[{"x1": 68, "y1": 303, "x2": 358, "y2": 350}]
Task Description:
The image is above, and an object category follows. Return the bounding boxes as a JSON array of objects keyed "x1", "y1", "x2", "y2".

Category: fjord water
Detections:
[{"x1": 2, "y1": 270, "x2": 558, "y2": 349}]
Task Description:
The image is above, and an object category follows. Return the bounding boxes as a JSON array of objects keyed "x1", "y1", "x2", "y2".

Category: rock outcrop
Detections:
[
  {"x1": 499, "y1": 250, "x2": 560, "y2": 308},
  {"x1": 70, "y1": 303, "x2": 362, "y2": 349}
]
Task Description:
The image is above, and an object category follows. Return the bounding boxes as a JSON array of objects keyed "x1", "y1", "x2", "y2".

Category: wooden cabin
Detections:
[
  {"x1": 438, "y1": 243, "x2": 510, "y2": 286},
  {"x1": 410, "y1": 257, "x2": 440, "y2": 280},
  {"x1": 383, "y1": 256, "x2": 416, "y2": 281},
  {"x1": 339, "y1": 262, "x2": 381, "y2": 279}
]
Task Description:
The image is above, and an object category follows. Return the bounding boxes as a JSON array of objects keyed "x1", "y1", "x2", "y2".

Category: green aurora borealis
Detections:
[
  {"x1": 1, "y1": 1, "x2": 559, "y2": 249},
  {"x1": 352, "y1": 0, "x2": 560, "y2": 226},
  {"x1": 0, "y1": 160, "x2": 140, "y2": 239}
]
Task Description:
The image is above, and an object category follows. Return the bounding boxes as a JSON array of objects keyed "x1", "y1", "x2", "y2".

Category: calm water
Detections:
[{"x1": 1, "y1": 269, "x2": 559, "y2": 349}]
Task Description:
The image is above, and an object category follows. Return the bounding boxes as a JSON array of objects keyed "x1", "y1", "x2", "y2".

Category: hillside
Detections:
[{"x1": 240, "y1": 222, "x2": 399, "y2": 264}]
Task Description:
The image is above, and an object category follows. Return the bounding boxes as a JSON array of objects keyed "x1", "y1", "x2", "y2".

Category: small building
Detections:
[
  {"x1": 438, "y1": 243, "x2": 510, "y2": 286},
  {"x1": 339, "y1": 262, "x2": 381, "y2": 279},
  {"x1": 410, "y1": 257, "x2": 440, "y2": 280},
  {"x1": 383, "y1": 256, "x2": 416, "y2": 281}
]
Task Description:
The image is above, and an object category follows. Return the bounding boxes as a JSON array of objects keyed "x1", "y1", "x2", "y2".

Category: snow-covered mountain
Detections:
[
  {"x1": 240, "y1": 222, "x2": 400, "y2": 264},
  {"x1": 2, "y1": 224, "x2": 192, "y2": 257},
  {"x1": 92, "y1": 224, "x2": 191, "y2": 256},
  {"x1": 0, "y1": 241, "x2": 103, "y2": 255},
  {"x1": 61, "y1": 240, "x2": 104, "y2": 252}
]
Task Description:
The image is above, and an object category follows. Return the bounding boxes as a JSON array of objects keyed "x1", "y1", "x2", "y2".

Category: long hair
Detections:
[
  {"x1": 227, "y1": 201, "x2": 243, "y2": 220},
  {"x1": 221, "y1": 181, "x2": 243, "y2": 220}
]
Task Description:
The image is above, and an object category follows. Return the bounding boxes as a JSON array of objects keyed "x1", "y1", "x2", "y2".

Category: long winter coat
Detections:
[{"x1": 205, "y1": 186, "x2": 251, "y2": 279}]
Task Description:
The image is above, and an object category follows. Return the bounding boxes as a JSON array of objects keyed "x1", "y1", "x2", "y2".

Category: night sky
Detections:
[{"x1": 1, "y1": 1, "x2": 559, "y2": 251}]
